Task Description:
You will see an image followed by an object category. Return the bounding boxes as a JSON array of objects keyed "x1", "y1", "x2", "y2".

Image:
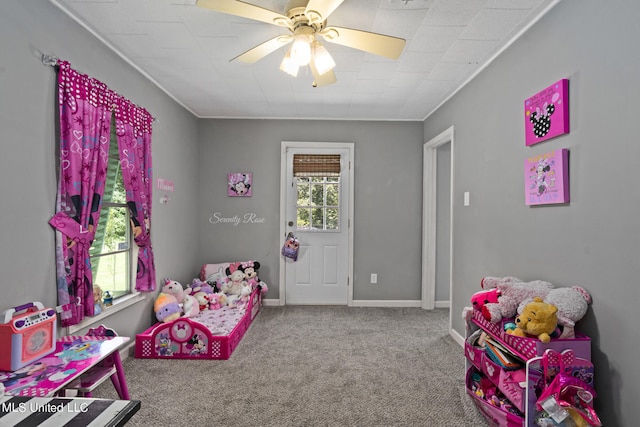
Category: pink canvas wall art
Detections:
[
  {"x1": 524, "y1": 149, "x2": 569, "y2": 205},
  {"x1": 524, "y1": 79, "x2": 569, "y2": 146},
  {"x1": 228, "y1": 173, "x2": 252, "y2": 197}
]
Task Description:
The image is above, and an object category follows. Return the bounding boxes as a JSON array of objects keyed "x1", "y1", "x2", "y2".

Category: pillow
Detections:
[{"x1": 200, "y1": 261, "x2": 254, "y2": 282}]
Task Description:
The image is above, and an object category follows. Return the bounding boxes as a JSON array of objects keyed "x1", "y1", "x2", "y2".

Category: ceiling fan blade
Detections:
[
  {"x1": 231, "y1": 35, "x2": 292, "y2": 63},
  {"x1": 196, "y1": 0, "x2": 291, "y2": 27},
  {"x1": 309, "y1": 60, "x2": 337, "y2": 87},
  {"x1": 305, "y1": 0, "x2": 345, "y2": 23},
  {"x1": 320, "y1": 26, "x2": 406, "y2": 60}
]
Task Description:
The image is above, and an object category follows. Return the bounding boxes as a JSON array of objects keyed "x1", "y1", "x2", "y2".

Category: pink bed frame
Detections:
[{"x1": 135, "y1": 289, "x2": 261, "y2": 360}]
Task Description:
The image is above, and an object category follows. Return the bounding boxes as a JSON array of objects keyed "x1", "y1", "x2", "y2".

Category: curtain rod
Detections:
[{"x1": 41, "y1": 53, "x2": 159, "y2": 124}]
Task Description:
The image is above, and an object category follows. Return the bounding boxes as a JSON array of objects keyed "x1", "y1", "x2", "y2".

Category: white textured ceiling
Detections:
[{"x1": 51, "y1": 0, "x2": 558, "y2": 121}]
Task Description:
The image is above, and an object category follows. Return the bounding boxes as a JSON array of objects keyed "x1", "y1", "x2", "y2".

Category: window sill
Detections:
[{"x1": 66, "y1": 292, "x2": 146, "y2": 335}]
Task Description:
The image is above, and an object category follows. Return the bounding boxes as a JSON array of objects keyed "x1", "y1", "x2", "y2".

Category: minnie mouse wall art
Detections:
[
  {"x1": 524, "y1": 149, "x2": 569, "y2": 205},
  {"x1": 228, "y1": 173, "x2": 252, "y2": 197},
  {"x1": 524, "y1": 79, "x2": 569, "y2": 146}
]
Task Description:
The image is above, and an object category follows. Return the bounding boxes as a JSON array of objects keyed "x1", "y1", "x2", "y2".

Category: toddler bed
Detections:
[{"x1": 135, "y1": 261, "x2": 265, "y2": 360}]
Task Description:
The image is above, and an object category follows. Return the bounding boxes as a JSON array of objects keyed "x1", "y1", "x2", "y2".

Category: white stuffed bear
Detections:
[{"x1": 221, "y1": 269, "x2": 247, "y2": 296}]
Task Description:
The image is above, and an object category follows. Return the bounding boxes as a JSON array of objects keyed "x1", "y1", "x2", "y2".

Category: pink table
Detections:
[{"x1": 0, "y1": 335, "x2": 130, "y2": 399}]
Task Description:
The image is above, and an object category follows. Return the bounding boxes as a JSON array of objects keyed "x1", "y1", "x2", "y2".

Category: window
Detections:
[
  {"x1": 294, "y1": 154, "x2": 341, "y2": 231},
  {"x1": 89, "y1": 120, "x2": 132, "y2": 301}
]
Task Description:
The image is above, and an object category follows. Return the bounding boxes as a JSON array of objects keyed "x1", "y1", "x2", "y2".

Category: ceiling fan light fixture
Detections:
[
  {"x1": 290, "y1": 34, "x2": 312, "y2": 66},
  {"x1": 312, "y1": 42, "x2": 335, "y2": 76},
  {"x1": 279, "y1": 48, "x2": 299, "y2": 77}
]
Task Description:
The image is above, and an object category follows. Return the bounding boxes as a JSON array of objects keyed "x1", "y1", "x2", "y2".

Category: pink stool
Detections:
[{"x1": 60, "y1": 325, "x2": 130, "y2": 400}]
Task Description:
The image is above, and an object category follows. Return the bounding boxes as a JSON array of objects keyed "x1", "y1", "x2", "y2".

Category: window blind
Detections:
[{"x1": 293, "y1": 154, "x2": 341, "y2": 177}]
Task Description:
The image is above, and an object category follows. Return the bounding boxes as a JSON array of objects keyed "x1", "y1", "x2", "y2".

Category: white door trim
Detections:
[
  {"x1": 422, "y1": 126, "x2": 454, "y2": 311},
  {"x1": 279, "y1": 141, "x2": 355, "y2": 306}
]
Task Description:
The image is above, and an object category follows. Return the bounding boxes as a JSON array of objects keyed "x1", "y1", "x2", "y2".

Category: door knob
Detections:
[{"x1": 288, "y1": 221, "x2": 294, "y2": 227}]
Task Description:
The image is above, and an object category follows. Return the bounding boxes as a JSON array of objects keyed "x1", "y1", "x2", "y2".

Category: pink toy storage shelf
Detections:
[
  {"x1": 135, "y1": 289, "x2": 261, "y2": 360},
  {"x1": 466, "y1": 367, "x2": 524, "y2": 427},
  {"x1": 470, "y1": 310, "x2": 590, "y2": 361}
]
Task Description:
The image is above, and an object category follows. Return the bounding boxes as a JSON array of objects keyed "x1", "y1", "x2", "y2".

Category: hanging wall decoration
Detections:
[
  {"x1": 524, "y1": 149, "x2": 569, "y2": 205},
  {"x1": 228, "y1": 172, "x2": 252, "y2": 197},
  {"x1": 524, "y1": 79, "x2": 569, "y2": 146}
]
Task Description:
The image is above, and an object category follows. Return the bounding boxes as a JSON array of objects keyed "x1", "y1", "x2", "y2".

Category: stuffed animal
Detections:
[
  {"x1": 480, "y1": 276, "x2": 554, "y2": 323},
  {"x1": 182, "y1": 293, "x2": 200, "y2": 318},
  {"x1": 186, "y1": 278, "x2": 214, "y2": 296},
  {"x1": 470, "y1": 288, "x2": 500, "y2": 311},
  {"x1": 93, "y1": 284, "x2": 105, "y2": 315},
  {"x1": 154, "y1": 292, "x2": 181, "y2": 323},
  {"x1": 209, "y1": 292, "x2": 226, "y2": 310},
  {"x1": 225, "y1": 283, "x2": 252, "y2": 308},
  {"x1": 481, "y1": 276, "x2": 591, "y2": 332},
  {"x1": 239, "y1": 260, "x2": 260, "y2": 283},
  {"x1": 507, "y1": 297, "x2": 558, "y2": 343},
  {"x1": 193, "y1": 291, "x2": 210, "y2": 311},
  {"x1": 519, "y1": 286, "x2": 591, "y2": 338},
  {"x1": 221, "y1": 269, "x2": 247, "y2": 296},
  {"x1": 203, "y1": 265, "x2": 227, "y2": 287},
  {"x1": 520, "y1": 286, "x2": 591, "y2": 328},
  {"x1": 161, "y1": 279, "x2": 185, "y2": 304}
]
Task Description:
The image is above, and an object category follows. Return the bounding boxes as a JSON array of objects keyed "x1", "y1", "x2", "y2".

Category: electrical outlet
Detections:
[{"x1": 370, "y1": 273, "x2": 378, "y2": 284}]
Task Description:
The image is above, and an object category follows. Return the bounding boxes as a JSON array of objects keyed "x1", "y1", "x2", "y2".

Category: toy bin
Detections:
[
  {"x1": 466, "y1": 367, "x2": 524, "y2": 427},
  {"x1": 465, "y1": 329, "x2": 485, "y2": 371},
  {"x1": 470, "y1": 310, "x2": 591, "y2": 360}
]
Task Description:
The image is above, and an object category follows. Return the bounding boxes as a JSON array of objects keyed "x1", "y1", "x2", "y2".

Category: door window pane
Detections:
[{"x1": 295, "y1": 176, "x2": 340, "y2": 231}]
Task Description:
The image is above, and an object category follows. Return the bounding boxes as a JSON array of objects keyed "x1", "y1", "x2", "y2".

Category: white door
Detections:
[{"x1": 282, "y1": 143, "x2": 352, "y2": 305}]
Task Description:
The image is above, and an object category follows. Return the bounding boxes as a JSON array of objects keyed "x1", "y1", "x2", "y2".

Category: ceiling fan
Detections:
[{"x1": 196, "y1": 0, "x2": 406, "y2": 86}]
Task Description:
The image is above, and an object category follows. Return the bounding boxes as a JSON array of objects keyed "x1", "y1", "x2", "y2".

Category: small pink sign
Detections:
[
  {"x1": 524, "y1": 149, "x2": 569, "y2": 205},
  {"x1": 524, "y1": 79, "x2": 569, "y2": 146},
  {"x1": 157, "y1": 178, "x2": 174, "y2": 191}
]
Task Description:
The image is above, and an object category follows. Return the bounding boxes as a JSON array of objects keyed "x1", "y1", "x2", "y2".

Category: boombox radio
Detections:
[{"x1": 0, "y1": 302, "x2": 56, "y2": 371}]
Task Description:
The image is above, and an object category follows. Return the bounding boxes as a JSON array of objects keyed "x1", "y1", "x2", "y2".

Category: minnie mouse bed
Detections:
[{"x1": 135, "y1": 261, "x2": 266, "y2": 360}]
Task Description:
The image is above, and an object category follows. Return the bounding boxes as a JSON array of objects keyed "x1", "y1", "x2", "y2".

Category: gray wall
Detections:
[
  {"x1": 0, "y1": 1, "x2": 201, "y2": 339},
  {"x1": 2, "y1": 0, "x2": 633, "y2": 425},
  {"x1": 197, "y1": 119, "x2": 424, "y2": 301},
  {"x1": 424, "y1": 0, "x2": 639, "y2": 425}
]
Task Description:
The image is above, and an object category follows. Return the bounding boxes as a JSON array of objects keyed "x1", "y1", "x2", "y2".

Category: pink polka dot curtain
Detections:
[{"x1": 49, "y1": 60, "x2": 156, "y2": 327}]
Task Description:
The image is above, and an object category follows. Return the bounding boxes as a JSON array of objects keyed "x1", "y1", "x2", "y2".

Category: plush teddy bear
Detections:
[
  {"x1": 518, "y1": 286, "x2": 591, "y2": 338},
  {"x1": 480, "y1": 276, "x2": 554, "y2": 323},
  {"x1": 221, "y1": 269, "x2": 247, "y2": 296},
  {"x1": 508, "y1": 297, "x2": 558, "y2": 343}
]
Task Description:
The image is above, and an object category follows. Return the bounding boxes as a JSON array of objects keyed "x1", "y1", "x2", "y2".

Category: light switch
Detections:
[{"x1": 464, "y1": 192, "x2": 470, "y2": 206}]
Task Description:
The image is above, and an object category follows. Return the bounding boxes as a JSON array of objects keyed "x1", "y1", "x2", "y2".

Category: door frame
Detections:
[
  {"x1": 422, "y1": 126, "x2": 454, "y2": 311},
  {"x1": 279, "y1": 141, "x2": 355, "y2": 306}
]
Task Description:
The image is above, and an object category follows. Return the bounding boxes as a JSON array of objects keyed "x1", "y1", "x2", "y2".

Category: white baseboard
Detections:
[
  {"x1": 351, "y1": 300, "x2": 422, "y2": 307},
  {"x1": 262, "y1": 299, "x2": 452, "y2": 308},
  {"x1": 450, "y1": 328, "x2": 465, "y2": 347}
]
